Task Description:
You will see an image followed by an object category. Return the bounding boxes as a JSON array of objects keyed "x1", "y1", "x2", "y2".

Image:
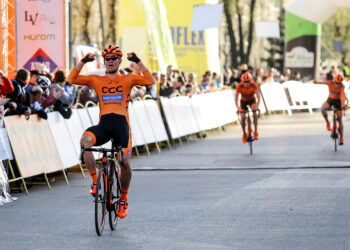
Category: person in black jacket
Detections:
[{"x1": 5, "y1": 69, "x2": 31, "y2": 117}]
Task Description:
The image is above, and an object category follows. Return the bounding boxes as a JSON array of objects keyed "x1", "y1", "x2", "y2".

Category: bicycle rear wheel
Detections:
[
  {"x1": 95, "y1": 168, "x2": 107, "y2": 236},
  {"x1": 334, "y1": 137, "x2": 337, "y2": 152},
  {"x1": 109, "y1": 162, "x2": 121, "y2": 230},
  {"x1": 247, "y1": 117, "x2": 253, "y2": 155}
]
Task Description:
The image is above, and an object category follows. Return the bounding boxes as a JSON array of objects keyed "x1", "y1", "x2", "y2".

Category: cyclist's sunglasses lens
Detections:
[{"x1": 105, "y1": 56, "x2": 120, "y2": 61}]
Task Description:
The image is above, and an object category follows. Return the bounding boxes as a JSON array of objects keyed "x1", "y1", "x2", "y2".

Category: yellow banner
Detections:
[{"x1": 117, "y1": 0, "x2": 214, "y2": 78}]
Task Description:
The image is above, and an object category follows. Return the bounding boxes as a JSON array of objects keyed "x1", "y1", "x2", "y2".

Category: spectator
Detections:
[
  {"x1": 200, "y1": 77, "x2": 210, "y2": 92},
  {"x1": 281, "y1": 68, "x2": 291, "y2": 82},
  {"x1": 293, "y1": 71, "x2": 301, "y2": 81},
  {"x1": 269, "y1": 68, "x2": 280, "y2": 82},
  {"x1": 187, "y1": 73, "x2": 200, "y2": 95},
  {"x1": 166, "y1": 65, "x2": 175, "y2": 82},
  {"x1": 229, "y1": 69, "x2": 240, "y2": 89},
  {"x1": 239, "y1": 64, "x2": 248, "y2": 77},
  {"x1": 255, "y1": 68, "x2": 264, "y2": 85},
  {"x1": 76, "y1": 86, "x2": 98, "y2": 106},
  {"x1": 215, "y1": 74, "x2": 223, "y2": 89},
  {"x1": 25, "y1": 70, "x2": 40, "y2": 87},
  {"x1": 159, "y1": 73, "x2": 174, "y2": 97},
  {"x1": 145, "y1": 72, "x2": 158, "y2": 99},
  {"x1": 173, "y1": 75, "x2": 186, "y2": 95},
  {"x1": 24, "y1": 86, "x2": 47, "y2": 120},
  {"x1": 247, "y1": 66, "x2": 255, "y2": 77},
  {"x1": 223, "y1": 68, "x2": 232, "y2": 86},
  {"x1": 49, "y1": 69, "x2": 75, "y2": 119},
  {"x1": 5, "y1": 69, "x2": 31, "y2": 116},
  {"x1": 318, "y1": 67, "x2": 327, "y2": 82},
  {"x1": 330, "y1": 65, "x2": 338, "y2": 78},
  {"x1": 0, "y1": 70, "x2": 14, "y2": 114}
]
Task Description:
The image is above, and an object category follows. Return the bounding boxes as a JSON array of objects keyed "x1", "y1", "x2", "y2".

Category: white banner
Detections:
[
  {"x1": 16, "y1": 0, "x2": 66, "y2": 72},
  {"x1": 255, "y1": 21, "x2": 280, "y2": 38},
  {"x1": 191, "y1": 3, "x2": 223, "y2": 31}
]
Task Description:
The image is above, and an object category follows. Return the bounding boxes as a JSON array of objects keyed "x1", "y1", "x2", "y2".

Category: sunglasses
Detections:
[{"x1": 105, "y1": 56, "x2": 121, "y2": 62}]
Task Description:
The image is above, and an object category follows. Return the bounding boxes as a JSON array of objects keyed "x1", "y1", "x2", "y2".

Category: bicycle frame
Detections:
[
  {"x1": 80, "y1": 141, "x2": 124, "y2": 235},
  {"x1": 238, "y1": 108, "x2": 260, "y2": 155},
  {"x1": 329, "y1": 107, "x2": 344, "y2": 152}
]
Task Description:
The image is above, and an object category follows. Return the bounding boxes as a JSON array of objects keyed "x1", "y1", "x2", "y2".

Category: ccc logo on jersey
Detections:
[{"x1": 102, "y1": 86, "x2": 123, "y2": 94}]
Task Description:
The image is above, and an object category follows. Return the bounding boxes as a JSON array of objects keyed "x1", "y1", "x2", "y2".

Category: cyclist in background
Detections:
[
  {"x1": 314, "y1": 74, "x2": 346, "y2": 145},
  {"x1": 235, "y1": 72, "x2": 261, "y2": 143},
  {"x1": 68, "y1": 45, "x2": 154, "y2": 218}
]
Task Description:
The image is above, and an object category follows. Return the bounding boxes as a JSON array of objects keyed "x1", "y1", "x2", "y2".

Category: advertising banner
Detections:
[
  {"x1": 117, "y1": 0, "x2": 221, "y2": 77},
  {"x1": 142, "y1": 0, "x2": 178, "y2": 73},
  {"x1": 16, "y1": 0, "x2": 66, "y2": 72},
  {"x1": 284, "y1": 12, "x2": 321, "y2": 80},
  {"x1": 4, "y1": 115, "x2": 64, "y2": 178}
]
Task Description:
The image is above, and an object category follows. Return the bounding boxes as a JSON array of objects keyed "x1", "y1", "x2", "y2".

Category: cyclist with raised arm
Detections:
[
  {"x1": 314, "y1": 74, "x2": 346, "y2": 145},
  {"x1": 68, "y1": 45, "x2": 154, "y2": 218},
  {"x1": 235, "y1": 72, "x2": 261, "y2": 143}
]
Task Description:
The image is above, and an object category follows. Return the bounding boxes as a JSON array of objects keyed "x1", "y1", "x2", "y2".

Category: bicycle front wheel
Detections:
[
  {"x1": 109, "y1": 162, "x2": 121, "y2": 230},
  {"x1": 249, "y1": 141, "x2": 253, "y2": 155},
  {"x1": 95, "y1": 168, "x2": 107, "y2": 236},
  {"x1": 334, "y1": 137, "x2": 337, "y2": 152}
]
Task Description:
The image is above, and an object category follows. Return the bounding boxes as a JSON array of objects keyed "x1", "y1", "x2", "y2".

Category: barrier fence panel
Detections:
[
  {"x1": 0, "y1": 128, "x2": 13, "y2": 161},
  {"x1": 303, "y1": 83, "x2": 328, "y2": 109},
  {"x1": 129, "y1": 102, "x2": 146, "y2": 147},
  {"x1": 160, "y1": 97, "x2": 181, "y2": 139},
  {"x1": 86, "y1": 106, "x2": 99, "y2": 125},
  {"x1": 132, "y1": 101, "x2": 158, "y2": 144},
  {"x1": 170, "y1": 96, "x2": 199, "y2": 136},
  {"x1": 47, "y1": 112, "x2": 79, "y2": 169},
  {"x1": 190, "y1": 94, "x2": 209, "y2": 131},
  {"x1": 260, "y1": 82, "x2": 292, "y2": 115},
  {"x1": 282, "y1": 81, "x2": 312, "y2": 113},
  {"x1": 4, "y1": 115, "x2": 64, "y2": 178},
  {"x1": 210, "y1": 91, "x2": 238, "y2": 126},
  {"x1": 64, "y1": 109, "x2": 85, "y2": 159},
  {"x1": 143, "y1": 100, "x2": 169, "y2": 142},
  {"x1": 77, "y1": 108, "x2": 93, "y2": 130}
]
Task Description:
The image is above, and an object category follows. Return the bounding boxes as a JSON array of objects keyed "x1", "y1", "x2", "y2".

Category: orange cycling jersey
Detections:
[
  {"x1": 326, "y1": 81, "x2": 345, "y2": 100},
  {"x1": 235, "y1": 81, "x2": 260, "y2": 101},
  {"x1": 68, "y1": 68, "x2": 154, "y2": 120}
]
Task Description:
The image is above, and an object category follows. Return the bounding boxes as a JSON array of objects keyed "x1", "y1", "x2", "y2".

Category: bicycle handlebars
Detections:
[{"x1": 80, "y1": 145, "x2": 123, "y2": 165}]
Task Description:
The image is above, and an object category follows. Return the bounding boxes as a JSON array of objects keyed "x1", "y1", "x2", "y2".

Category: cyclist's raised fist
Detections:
[
  {"x1": 81, "y1": 53, "x2": 95, "y2": 64},
  {"x1": 127, "y1": 52, "x2": 141, "y2": 64}
]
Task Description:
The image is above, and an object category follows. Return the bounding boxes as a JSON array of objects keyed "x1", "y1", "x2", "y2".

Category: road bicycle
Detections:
[
  {"x1": 329, "y1": 107, "x2": 344, "y2": 152},
  {"x1": 238, "y1": 108, "x2": 260, "y2": 155},
  {"x1": 81, "y1": 140, "x2": 123, "y2": 236}
]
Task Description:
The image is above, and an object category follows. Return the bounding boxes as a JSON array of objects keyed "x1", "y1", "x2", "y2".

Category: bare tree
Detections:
[
  {"x1": 81, "y1": 0, "x2": 94, "y2": 44},
  {"x1": 223, "y1": 0, "x2": 238, "y2": 67},
  {"x1": 105, "y1": 0, "x2": 117, "y2": 44},
  {"x1": 222, "y1": 0, "x2": 257, "y2": 67}
]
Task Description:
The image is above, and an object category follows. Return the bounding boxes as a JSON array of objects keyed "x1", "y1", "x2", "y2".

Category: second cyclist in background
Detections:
[
  {"x1": 315, "y1": 74, "x2": 346, "y2": 145},
  {"x1": 235, "y1": 72, "x2": 261, "y2": 143}
]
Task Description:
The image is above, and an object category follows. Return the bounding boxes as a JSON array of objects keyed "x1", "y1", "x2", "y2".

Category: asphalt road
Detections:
[{"x1": 1, "y1": 112, "x2": 350, "y2": 250}]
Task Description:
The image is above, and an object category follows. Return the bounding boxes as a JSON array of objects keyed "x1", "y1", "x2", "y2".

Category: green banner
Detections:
[
  {"x1": 142, "y1": 0, "x2": 178, "y2": 72},
  {"x1": 285, "y1": 12, "x2": 322, "y2": 43}
]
